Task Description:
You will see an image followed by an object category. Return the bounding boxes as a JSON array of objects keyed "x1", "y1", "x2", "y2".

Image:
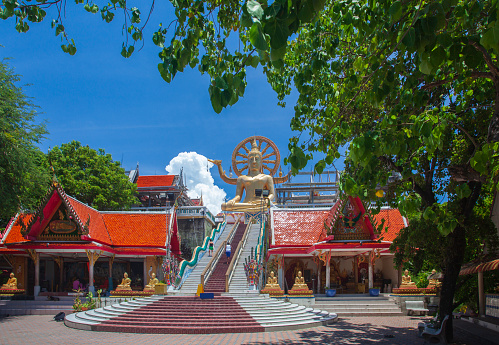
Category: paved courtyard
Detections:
[{"x1": 0, "y1": 314, "x2": 491, "y2": 344}]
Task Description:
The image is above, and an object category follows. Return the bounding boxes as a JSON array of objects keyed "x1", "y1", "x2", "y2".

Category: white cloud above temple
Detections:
[{"x1": 165, "y1": 152, "x2": 226, "y2": 216}]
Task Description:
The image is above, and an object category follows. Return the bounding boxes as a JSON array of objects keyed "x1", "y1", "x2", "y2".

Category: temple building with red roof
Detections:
[
  {"x1": 0, "y1": 182, "x2": 181, "y2": 296},
  {"x1": 267, "y1": 195, "x2": 407, "y2": 294}
]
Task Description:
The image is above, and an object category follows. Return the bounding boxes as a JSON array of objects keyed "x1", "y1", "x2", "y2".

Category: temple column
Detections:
[
  {"x1": 86, "y1": 250, "x2": 101, "y2": 294},
  {"x1": 354, "y1": 256, "x2": 359, "y2": 283},
  {"x1": 34, "y1": 254, "x2": 40, "y2": 296},
  {"x1": 368, "y1": 251, "x2": 374, "y2": 289},
  {"x1": 278, "y1": 255, "x2": 284, "y2": 290},
  {"x1": 27, "y1": 250, "x2": 40, "y2": 296},
  {"x1": 59, "y1": 257, "x2": 64, "y2": 292},
  {"x1": 325, "y1": 257, "x2": 331, "y2": 289},
  {"x1": 108, "y1": 254, "x2": 115, "y2": 291},
  {"x1": 317, "y1": 262, "x2": 321, "y2": 294},
  {"x1": 478, "y1": 271, "x2": 485, "y2": 316}
]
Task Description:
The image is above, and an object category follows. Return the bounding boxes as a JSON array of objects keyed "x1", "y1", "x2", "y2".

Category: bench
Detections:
[
  {"x1": 405, "y1": 300, "x2": 429, "y2": 316},
  {"x1": 422, "y1": 315, "x2": 449, "y2": 344}
]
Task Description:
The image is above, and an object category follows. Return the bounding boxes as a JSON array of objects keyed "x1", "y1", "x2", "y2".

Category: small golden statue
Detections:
[
  {"x1": 260, "y1": 271, "x2": 284, "y2": 296},
  {"x1": 427, "y1": 269, "x2": 442, "y2": 289},
  {"x1": 288, "y1": 271, "x2": 313, "y2": 296},
  {"x1": 116, "y1": 272, "x2": 132, "y2": 291},
  {"x1": 1, "y1": 273, "x2": 17, "y2": 290},
  {"x1": 143, "y1": 273, "x2": 159, "y2": 292},
  {"x1": 399, "y1": 269, "x2": 417, "y2": 289}
]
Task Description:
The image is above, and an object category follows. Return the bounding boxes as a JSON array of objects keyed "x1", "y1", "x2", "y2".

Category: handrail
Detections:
[
  {"x1": 201, "y1": 220, "x2": 240, "y2": 286},
  {"x1": 225, "y1": 218, "x2": 253, "y2": 292},
  {"x1": 174, "y1": 220, "x2": 226, "y2": 288}
]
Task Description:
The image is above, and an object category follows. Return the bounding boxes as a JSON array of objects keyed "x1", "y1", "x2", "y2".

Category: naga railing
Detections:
[{"x1": 174, "y1": 220, "x2": 226, "y2": 288}]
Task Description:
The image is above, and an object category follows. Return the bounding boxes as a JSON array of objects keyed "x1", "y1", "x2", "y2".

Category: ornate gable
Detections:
[
  {"x1": 324, "y1": 196, "x2": 375, "y2": 241},
  {"x1": 22, "y1": 182, "x2": 86, "y2": 241}
]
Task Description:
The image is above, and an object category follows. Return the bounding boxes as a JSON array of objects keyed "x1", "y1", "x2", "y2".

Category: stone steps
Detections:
[
  {"x1": 65, "y1": 293, "x2": 338, "y2": 334},
  {"x1": 314, "y1": 295, "x2": 404, "y2": 316}
]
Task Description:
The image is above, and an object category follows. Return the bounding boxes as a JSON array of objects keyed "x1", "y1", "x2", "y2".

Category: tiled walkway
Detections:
[{"x1": 0, "y1": 314, "x2": 492, "y2": 344}]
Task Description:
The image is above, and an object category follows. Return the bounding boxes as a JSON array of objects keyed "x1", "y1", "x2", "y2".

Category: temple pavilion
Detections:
[
  {"x1": 0, "y1": 181, "x2": 180, "y2": 296},
  {"x1": 267, "y1": 195, "x2": 406, "y2": 294}
]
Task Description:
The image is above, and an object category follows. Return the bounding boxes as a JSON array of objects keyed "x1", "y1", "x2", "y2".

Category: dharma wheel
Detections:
[{"x1": 231, "y1": 136, "x2": 280, "y2": 177}]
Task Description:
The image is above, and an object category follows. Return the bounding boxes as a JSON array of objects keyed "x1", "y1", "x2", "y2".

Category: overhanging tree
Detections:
[
  {"x1": 48, "y1": 141, "x2": 138, "y2": 211},
  {"x1": 0, "y1": 59, "x2": 50, "y2": 229},
  {"x1": 3, "y1": 0, "x2": 499, "y2": 339}
]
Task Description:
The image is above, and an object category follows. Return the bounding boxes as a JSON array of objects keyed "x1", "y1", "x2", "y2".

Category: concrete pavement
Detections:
[{"x1": 0, "y1": 314, "x2": 490, "y2": 344}]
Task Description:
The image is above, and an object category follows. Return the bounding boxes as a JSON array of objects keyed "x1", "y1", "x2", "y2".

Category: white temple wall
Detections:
[{"x1": 381, "y1": 256, "x2": 399, "y2": 287}]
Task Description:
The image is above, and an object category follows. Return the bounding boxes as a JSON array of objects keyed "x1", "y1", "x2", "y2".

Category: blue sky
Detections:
[{"x1": 0, "y1": 3, "x2": 338, "y2": 207}]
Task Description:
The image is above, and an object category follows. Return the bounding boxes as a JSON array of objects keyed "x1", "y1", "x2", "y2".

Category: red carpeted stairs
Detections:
[
  {"x1": 94, "y1": 296, "x2": 264, "y2": 334},
  {"x1": 203, "y1": 223, "x2": 247, "y2": 293}
]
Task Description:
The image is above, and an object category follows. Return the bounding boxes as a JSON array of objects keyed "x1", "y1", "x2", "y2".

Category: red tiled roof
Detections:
[
  {"x1": 373, "y1": 208, "x2": 406, "y2": 242},
  {"x1": 272, "y1": 209, "x2": 330, "y2": 246},
  {"x1": 66, "y1": 196, "x2": 112, "y2": 245},
  {"x1": 2, "y1": 214, "x2": 33, "y2": 244},
  {"x1": 101, "y1": 213, "x2": 168, "y2": 247},
  {"x1": 272, "y1": 207, "x2": 406, "y2": 247},
  {"x1": 137, "y1": 175, "x2": 175, "y2": 188}
]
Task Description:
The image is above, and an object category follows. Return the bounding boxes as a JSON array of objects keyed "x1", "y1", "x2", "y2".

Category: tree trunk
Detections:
[{"x1": 439, "y1": 224, "x2": 466, "y2": 342}]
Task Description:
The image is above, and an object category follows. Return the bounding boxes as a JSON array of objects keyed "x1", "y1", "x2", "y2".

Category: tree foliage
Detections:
[
  {"x1": 3, "y1": 0, "x2": 499, "y2": 338},
  {"x1": 0, "y1": 59, "x2": 50, "y2": 229},
  {"x1": 48, "y1": 141, "x2": 138, "y2": 211}
]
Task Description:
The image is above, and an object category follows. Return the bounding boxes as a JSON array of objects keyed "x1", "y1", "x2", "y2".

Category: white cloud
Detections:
[{"x1": 165, "y1": 152, "x2": 226, "y2": 215}]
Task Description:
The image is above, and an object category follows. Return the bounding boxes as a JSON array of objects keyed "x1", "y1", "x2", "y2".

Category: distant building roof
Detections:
[{"x1": 136, "y1": 175, "x2": 176, "y2": 188}]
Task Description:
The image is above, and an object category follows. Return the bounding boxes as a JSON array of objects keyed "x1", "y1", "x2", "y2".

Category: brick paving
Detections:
[{"x1": 0, "y1": 314, "x2": 486, "y2": 344}]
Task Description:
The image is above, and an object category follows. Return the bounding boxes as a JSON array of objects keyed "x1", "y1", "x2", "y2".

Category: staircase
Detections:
[
  {"x1": 65, "y1": 294, "x2": 338, "y2": 334},
  {"x1": 0, "y1": 295, "x2": 74, "y2": 316},
  {"x1": 314, "y1": 294, "x2": 404, "y2": 316},
  {"x1": 203, "y1": 223, "x2": 247, "y2": 293},
  {"x1": 228, "y1": 223, "x2": 261, "y2": 292},
  {"x1": 177, "y1": 226, "x2": 229, "y2": 293}
]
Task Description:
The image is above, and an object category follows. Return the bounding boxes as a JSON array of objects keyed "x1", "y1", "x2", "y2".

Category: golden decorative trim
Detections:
[
  {"x1": 85, "y1": 250, "x2": 102, "y2": 265},
  {"x1": 37, "y1": 234, "x2": 82, "y2": 241},
  {"x1": 26, "y1": 249, "x2": 39, "y2": 265},
  {"x1": 318, "y1": 251, "x2": 331, "y2": 265},
  {"x1": 109, "y1": 254, "x2": 115, "y2": 271},
  {"x1": 370, "y1": 249, "x2": 381, "y2": 265},
  {"x1": 49, "y1": 255, "x2": 63, "y2": 269}
]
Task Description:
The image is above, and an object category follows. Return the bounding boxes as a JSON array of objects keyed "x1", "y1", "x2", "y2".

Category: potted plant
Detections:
[
  {"x1": 369, "y1": 288, "x2": 380, "y2": 296},
  {"x1": 325, "y1": 288, "x2": 336, "y2": 297}
]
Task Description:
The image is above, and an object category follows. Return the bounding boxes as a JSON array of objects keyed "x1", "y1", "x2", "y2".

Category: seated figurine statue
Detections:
[
  {"x1": 399, "y1": 269, "x2": 417, "y2": 288},
  {"x1": 289, "y1": 271, "x2": 313, "y2": 296},
  {"x1": 427, "y1": 269, "x2": 442, "y2": 289},
  {"x1": 116, "y1": 272, "x2": 132, "y2": 291},
  {"x1": 261, "y1": 271, "x2": 284, "y2": 296},
  {"x1": 1, "y1": 273, "x2": 17, "y2": 290},
  {"x1": 143, "y1": 273, "x2": 159, "y2": 292}
]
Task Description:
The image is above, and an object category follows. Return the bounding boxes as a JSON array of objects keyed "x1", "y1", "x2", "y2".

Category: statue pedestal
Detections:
[{"x1": 154, "y1": 283, "x2": 168, "y2": 295}]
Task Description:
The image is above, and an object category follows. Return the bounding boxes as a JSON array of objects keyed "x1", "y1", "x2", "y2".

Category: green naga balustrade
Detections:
[{"x1": 175, "y1": 220, "x2": 226, "y2": 288}]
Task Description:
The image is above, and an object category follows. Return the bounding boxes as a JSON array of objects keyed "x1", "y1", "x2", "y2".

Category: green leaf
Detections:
[
  {"x1": 314, "y1": 160, "x2": 326, "y2": 174},
  {"x1": 429, "y1": 46, "x2": 446, "y2": 69},
  {"x1": 55, "y1": 24, "x2": 64, "y2": 36},
  {"x1": 208, "y1": 85, "x2": 223, "y2": 114},
  {"x1": 419, "y1": 55, "x2": 433, "y2": 74},
  {"x1": 298, "y1": 0, "x2": 314, "y2": 23},
  {"x1": 402, "y1": 27, "x2": 416, "y2": 47},
  {"x1": 270, "y1": 46, "x2": 286, "y2": 61},
  {"x1": 246, "y1": 0, "x2": 264, "y2": 20},
  {"x1": 264, "y1": 18, "x2": 289, "y2": 49},
  {"x1": 249, "y1": 22, "x2": 268, "y2": 50},
  {"x1": 158, "y1": 63, "x2": 171, "y2": 83},
  {"x1": 312, "y1": 0, "x2": 326, "y2": 12},
  {"x1": 389, "y1": 1, "x2": 402, "y2": 23}
]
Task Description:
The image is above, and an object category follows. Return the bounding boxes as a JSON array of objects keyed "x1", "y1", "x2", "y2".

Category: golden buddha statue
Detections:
[
  {"x1": 143, "y1": 273, "x2": 159, "y2": 292},
  {"x1": 1, "y1": 273, "x2": 17, "y2": 290},
  {"x1": 399, "y1": 269, "x2": 417, "y2": 288},
  {"x1": 260, "y1": 271, "x2": 284, "y2": 296},
  {"x1": 219, "y1": 140, "x2": 275, "y2": 212},
  {"x1": 427, "y1": 269, "x2": 442, "y2": 289},
  {"x1": 116, "y1": 272, "x2": 132, "y2": 291},
  {"x1": 289, "y1": 271, "x2": 313, "y2": 296}
]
